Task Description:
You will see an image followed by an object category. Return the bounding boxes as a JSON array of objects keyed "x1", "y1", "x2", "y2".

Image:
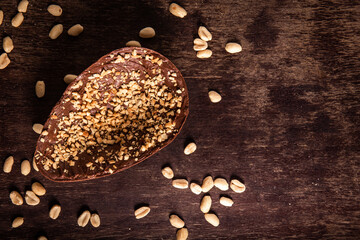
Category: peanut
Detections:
[
  {"x1": 172, "y1": 179, "x2": 188, "y2": 189},
  {"x1": 225, "y1": 42, "x2": 242, "y2": 53},
  {"x1": 12, "y1": 12, "x2": 24, "y2": 27},
  {"x1": 176, "y1": 228, "x2": 189, "y2": 240},
  {"x1": 134, "y1": 206, "x2": 151, "y2": 219},
  {"x1": 32, "y1": 123, "x2": 43, "y2": 134},
  {"x1": 208, "y1": 91, "x2": 222, "y2": 103},
  {"x1": 219, "y1": 196, "x2": 234, "y2": 207},
  {"x1": 3, "y1": 36, "x2": 14, "y2": 53},
  {"x1": 200, "y1": 195, "x2": 212, "y2": 213},
  {"x1": 12, "y1": 217, "x2": 24, "y2": 228},
  {"x1": 68, "y1": 24, "x2": 84, "y2": 36},
  {"x1": 3, "y1": 156, "x2": 14, "y2": 173},
  {"x1": 10, "y1": 191, "x2": 23, "y2": 205},
  {"x1": 90, "y1": 213, "x2": 100, "y2": 227},
  {"x1": 139, "y1": 27, "x2": 155, "y2": 38},
  {"x1": 32, "y1": 158, "x2": 39, "y2": 171},
  {"x1": 204, "y1": 213, "x2": 219, "y2": 227},
  {"x1": 25, "y1": 190, "x2": 40, "y2": 206},
  {"x1": 35, "y1": 81, "x2": 45, "y2": 98},
  {"x1": 201, "y1": 176, "x2": 214, "y2": 193},
  {"x1": 198, "y1": 26, "x2": 212, "y2": 41},
  {"x1": 184, "y1": 142, "x2": 196, "y2": 155},
  {"x1": 161, "y1": 166, "x2": 174, "y2": 179},
  {"x1": 0, "y1": 53, "x2": 11, "y2": 69},
  {"x1": 230, "y1": 179, "x2": 246, "y2": 193},
  {"x1": 169, "y1": 214, "x2": 185, "y2": 228},
  {"x1": 49, "y1": 24, "x2": 63, "y2": 39},
  {"x1": 193, "y1": 38, "x2": 208, "y2": 51},
  {"x1": 18, "y1": 0, "x2": 29, "y2": 13},
  {"x1": 21, "y1": 160, "x2": 31, "y2": 176},
  {"x1": 49, "y1": 204, "x2": 61, "y2": 219},
  {"x1": 31, "y1": 182, "x2": 46, "y2": 196},
  {"x1": 169, "y1": 3, "x2": 187, "y2": 18},
  {"x1": 190, "y1": 182, "x2": 202, "y2": 195},
  {"x1": 126, "y1": 40, "x2": 141, "y2": 47},
  {"x1": 78, "y1": 210, "x2": 91, "y2": 227},
  {"x1": 64, "y1": 74, "x2": 77, "y2": 84},
  {"x1": 0, "y1": 10, "x2": 3, "y2": 26},
  {"x1": 197, "y1": 49, "x2": 212, "y2": 59},
  {"x1": 214, "y1": 178, "x2": 229, "y2": 191},
  {"x1": 47, "y1": 4, "x2": 62, "y2": 16}
]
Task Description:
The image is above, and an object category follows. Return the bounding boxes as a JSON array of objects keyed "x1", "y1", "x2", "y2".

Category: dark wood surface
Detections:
[{"x1": 0, "y1": 0, "x2": 359, "y2": 239}]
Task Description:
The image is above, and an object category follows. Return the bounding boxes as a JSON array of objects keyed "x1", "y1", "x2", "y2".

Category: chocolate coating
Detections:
[{"x1": 34, "y1": 47, "x2": 189, "y2": 182}]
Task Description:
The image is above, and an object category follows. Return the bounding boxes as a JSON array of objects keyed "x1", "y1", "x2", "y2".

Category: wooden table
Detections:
[{"x1": 1, "y1": 0, "x2": 359, "y2": 239}]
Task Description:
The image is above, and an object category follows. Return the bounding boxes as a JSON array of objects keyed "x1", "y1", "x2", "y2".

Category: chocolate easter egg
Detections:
[{"x1": 34, "y1": 47, "x2": 189, "y2": 181}]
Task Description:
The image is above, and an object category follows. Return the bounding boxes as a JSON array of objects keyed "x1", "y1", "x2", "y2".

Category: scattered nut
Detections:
[
  {"x1": 204, "y1": 213, "x2": 219, "y2": 227},
  {"x1": 139, "y1": 27, "x2": 155, "y2": 39},
  {"x1": 49, "y1": 204, "x2": 61, "y2": 219},
  {"x1": 38, "y1": 236, "x2": 48, "y2": 240},
  {"x1": 9, "y1": 191, "x2": 23, "y2": 205},
  {"x1": 18, "y1": 0, "x2": 29, "y2": 13},
  {"x1": 230, "y1": 179, "x2": 246, "y2": 193},
  {"x1": 197, "y1": 49, "x2": 212, "y2": 59},
  {"x1": 78, "y1": 210, "x2": 91, "y2": 227},
  {"x1": 64, "y1": 74, "x2": 77, "y2": 84},
  {"x1": 161, "y1": 166, "x2": 174, "y2": 179},
  {"x1": 225, "y1": 42, "x2": 242, "y2": 53},
  {"x1": 190, "y1": 182, "x2": 202, "y2": 195},
  {"x1": 126, "y1": 40, "x2": 141, "y2": 47},
  {"x1": 31, "y1": 182, "x2": 46, "y2": 196},
  {"x1": 0, "y1": 53, "x2": 11, "y2": 69},
  {"x1": 35, "y1": 81, "x2": 45, "y2": 98},
  {"x1": 49, "y1": 24, "x2": 63, "y2": 39},
  {"x1": 169, "y1": 214, "x2": 185, "y2": 228},
  {"x1": 32, "y1": 158, "x2": 39, "y2": 171},
  {"x1": 198, "y1": 26, "x2": 212, "y2": 41},
  {"x1": 201, "y1": 176, "x2": 214, "y2": 193},
  {"x1": 214, "y1": 178, "x2": 229, "y2": 191},
  {"x1": 200, "y1": 195, "x2": 212, "y2": 213},
  {"x1": 68, "y1": 24, "x2": 84, "y2": 36},
  {"x1": 25, "y1": 190, "x2": 40, "y2": 206},
  {"x1": 219, "y1": 196, "x2": 234, "y2": 207},
  {"x1": 3, "y1": 156, "x2": 14, "y2": 173},
  {"x1": 21, "y1": 160, "x2": 31, "y2": 176},
  {"x1": 90, "y1": 213, "x2": 101, "y2": 227},
  {"x1": 12, "y1": 12, "x2": 24, "y2": 27},
  {"x1": 3, "y1": 36, "x2": 14, "y2": 53},
  {"x1": 47, "y1": 4, "x2": 62, "y2": 16},
  {"x1": 176, "y1": 228, "x2": 189, "y2": 240},
  {"x1": 172, "y1": 179, "x2": 188, "y2": 189},
  {"x1": 193, "y1": 38, "x2": 208, "y2": 51},
  {"x1": 169, "y1": 3, "x2": 187, "y2": 18},
  {"x1": 184, "y1": 142, "x2": 196, "y2": 155},
  {"x1": 0, "y1": 10, "x2": 3, "y2": 26},
  {"x1": 208, "y1": 90, "x2": 222, "y2": 103},
  {"x1": 12, "y1": 217, "x2": 24, "y2": 228},
  {"x1": 32, "y1": 123, "x2": 43, "y2": 134},
  {"x1": 134, "y1": 206, "x2": 151, "y2": 219}
]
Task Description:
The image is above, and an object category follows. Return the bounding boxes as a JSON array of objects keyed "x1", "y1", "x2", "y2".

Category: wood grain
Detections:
[{"x1": 0, "y1": 0, "x2": 359, "y2": 239}]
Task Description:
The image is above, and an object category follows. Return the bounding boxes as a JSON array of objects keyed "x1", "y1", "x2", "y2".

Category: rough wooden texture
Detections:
[{"x1": 0, "y1": 0, "x2": 359, "y2": 239}]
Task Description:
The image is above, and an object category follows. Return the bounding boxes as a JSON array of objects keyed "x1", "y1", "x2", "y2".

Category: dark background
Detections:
[{"x1": 0, "y1": 0, "x2": 359, "y2": 239}]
